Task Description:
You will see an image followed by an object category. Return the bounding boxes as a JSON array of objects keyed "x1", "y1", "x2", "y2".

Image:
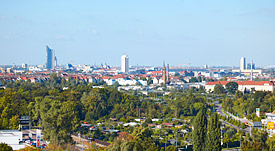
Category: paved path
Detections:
[{"x1": 216, "y1": 104, "x2": 251, "y2": 134}]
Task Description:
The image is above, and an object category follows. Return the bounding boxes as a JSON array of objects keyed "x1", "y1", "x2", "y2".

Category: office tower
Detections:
[
  {"x1": 240, "y1": 57, "x2": 246, "y2": 71},
  {"x1": 121, "y1": 54, "x2": 129, "y2": 73},
  {"x1": 250, "y1": 60, "x2": 253, "y2": 81},
  {"x1": 247, "y1": 63, "x2": 255, "y2": 69},
  {"x1": 22, "y1": 63, "x2": 27, "y2": 71},
  {"x1": 22, "y1": 63, "x2": 27, "y2": 68},
  {"x1": 46, "y1": 46, "x2": 55, "y2": 70}
]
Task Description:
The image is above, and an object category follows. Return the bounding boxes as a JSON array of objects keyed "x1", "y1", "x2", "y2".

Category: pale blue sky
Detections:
[{"x1": 0, "y1": 0, "x2": 274, "y2": 67}]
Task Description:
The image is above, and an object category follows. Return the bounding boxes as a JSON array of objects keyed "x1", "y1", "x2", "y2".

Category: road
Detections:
[{"x1": 216, "y1": 104, "x2": 251, "y2": 134}]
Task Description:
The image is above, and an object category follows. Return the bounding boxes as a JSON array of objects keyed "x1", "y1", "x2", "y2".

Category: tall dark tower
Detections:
[{"x1": 166, "y1": 64, "x2": 169, "y2": 83}]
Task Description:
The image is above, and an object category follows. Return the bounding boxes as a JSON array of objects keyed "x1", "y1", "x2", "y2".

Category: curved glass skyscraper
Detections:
[{"x1": 46, "y1": 46, "x2": 55, "y2": 70}]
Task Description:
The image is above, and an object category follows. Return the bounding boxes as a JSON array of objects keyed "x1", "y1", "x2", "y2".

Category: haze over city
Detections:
[{"x1": 0, "y1": 0, "x2": 275, "y2": 67}]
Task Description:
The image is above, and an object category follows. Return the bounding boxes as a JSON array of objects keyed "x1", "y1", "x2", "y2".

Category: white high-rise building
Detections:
[
  {"x1": 121, "y1": 54, "x2": 129, "y2": 73},
  {"x1": 240, "y1": 57, "x2": 246, "y2": 71}
]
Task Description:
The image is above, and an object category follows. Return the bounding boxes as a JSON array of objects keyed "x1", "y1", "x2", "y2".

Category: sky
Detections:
[{"x1": 0, "y1": 0, "x2": 274, "y2": 67}]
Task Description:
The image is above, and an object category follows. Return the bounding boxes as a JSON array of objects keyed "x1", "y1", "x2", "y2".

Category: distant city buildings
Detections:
[
  {"x1": 46, "y1": 46, "x2": 56, "y2": 70},
  {"x1": 247, "y1": 62, "x2": 255, "y2": 69},
  {"x1": 121, "y1": 54, "x2": 129, "y2": 73},
  {"x1": 233, "y1": 57, "x2": 262, "y2": 75}
]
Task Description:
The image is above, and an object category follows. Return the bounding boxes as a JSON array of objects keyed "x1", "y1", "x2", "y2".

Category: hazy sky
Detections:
[{"x1": 0, "y1": 0, "x2": 274, "y2": 67}]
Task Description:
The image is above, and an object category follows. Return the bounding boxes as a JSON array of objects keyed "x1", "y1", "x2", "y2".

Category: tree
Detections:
[
  {"x1": 267, "y1": 135, "x2": 275, "y2": 151},
  {"x1": 147, "y1": 78, "x2": 153, "y2": 85},
  {"x1": 235, "y1": 90, "x2": 243, "y2": 99},
  {"x1": 39, "y1": 98, "x2": 79, "y2": 145},
  {"x1": 192, "y1": 109, "x2": 207, "y2": 151},
  {"x1": 206, "y1": 112, "x2": 221, "y2": 151},
  {"x1": 223, "y1": 134, "x2": 230, "y2": 150},
  {"x1": 225, "y1": 82, "x2": 238, "y2": 94},
  {"x1": 0, "y1": 143, "x2": 12, "y2": 151},
  {"x1": 214, "y1": 84, "x2": 225, "y2": 94}
]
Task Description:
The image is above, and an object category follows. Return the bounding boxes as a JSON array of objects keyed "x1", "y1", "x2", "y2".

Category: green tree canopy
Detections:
[
  {"x1": 192, "y1": 109, "x2": 207, "y2": 151},
  {"x1": 225, "y1": 82, "x2": 238, "y2": 94},
  {"x1": 0, "y1": 143, "x2": 12, "y2": 151},
  {"x1": 214, "y1": 84, "x2": 225, "y2": 94},
  {"x1": 206, "y1": 112, "x2": 221, "y2": 151}
]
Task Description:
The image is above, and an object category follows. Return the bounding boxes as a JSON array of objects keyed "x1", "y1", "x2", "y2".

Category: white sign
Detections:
[
  {"x1": 36, "y1": 129, "x2": 41, "y2": 147},
  {"x1": 256, "y1": 108, "x2": 260, "y2": 117}
]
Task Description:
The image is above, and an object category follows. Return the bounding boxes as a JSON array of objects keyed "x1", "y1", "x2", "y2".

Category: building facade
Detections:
[
  {"x1": 46, "y1": 46, "x2": 55, "y2": 70},
  {"x1": 240, "y1": 57, "x2": 246, "y2": 71},
  {"x1": 121, "y1": 54, "x2": 129, "y2": 73},
  {"x1": 205, "y1": 81, "x2": 275, "y2": 93}
]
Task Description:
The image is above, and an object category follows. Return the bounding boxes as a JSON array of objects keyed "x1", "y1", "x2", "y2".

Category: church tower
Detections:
[{"x1": 162, "y1": 61, "x2": 166, "y2": 84}]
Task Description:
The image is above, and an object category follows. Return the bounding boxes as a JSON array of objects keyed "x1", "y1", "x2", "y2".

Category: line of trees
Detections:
[{"x1": 192, "y1": 110, "x2": 221, "y2": 151}]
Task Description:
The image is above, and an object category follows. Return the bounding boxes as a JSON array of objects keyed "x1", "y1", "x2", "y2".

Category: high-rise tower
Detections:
[
  {"x1": 121, "y1": 54, "x2": 129, "y2": 73},
  {"x1": 46, "y1": 46, "x2": 55, "y2": 70},
  {"x1": 240, "y1": 57, "x2": 246, "y2": 71}
]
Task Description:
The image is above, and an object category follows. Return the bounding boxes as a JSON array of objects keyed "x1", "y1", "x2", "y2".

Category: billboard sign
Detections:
[{"x1": 267, "y1": 122, "x2": 274, "y2": 129}]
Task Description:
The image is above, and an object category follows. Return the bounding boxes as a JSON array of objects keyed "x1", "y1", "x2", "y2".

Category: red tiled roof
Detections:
[
  {"x1": 101, "y1": 76, "x2": 109, "y2": 79},
  {"x1": 162, "y1": 123, "x2": 174, "y2": 126},
  {"x1": 151, "y1": 71, "x2": 162, "y2": 74}
]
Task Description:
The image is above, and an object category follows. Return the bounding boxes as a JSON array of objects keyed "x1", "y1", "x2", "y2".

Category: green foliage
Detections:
[
  {"x1": 206, "y1": 112, "x2": 221, "y2": 151},
  {"x1": 214, "y1": 84, "x2": 225, "y2": 94},
  {"x1": 0, "y1": 143, "x2": 12, "y2": 151},
  {"x1": 0, "y1": 77, "x2": 211, "y2": 147},
  {"x1": 267, "y1": 135, "x2": 275, "y2": 151},
  {"x1": 39, "y1": 97, "x2": 79, "y2": 145},
  {"x1": 223, "y1": 134, "x2": 230, "y2": 150},
  {"x1": 192, "y1": 109, "x2": 207, "y2": 151},
  {"x1": 225, "y1": 82, "x2": 238, "y2": 94},
  {"x1": 242, "y1": 128, "x2": 268, "y2": 150}
]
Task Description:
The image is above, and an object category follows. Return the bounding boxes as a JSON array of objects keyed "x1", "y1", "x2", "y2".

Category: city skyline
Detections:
[{"x1": 0, "y1": 0, "x2": 275, "y2": 67}]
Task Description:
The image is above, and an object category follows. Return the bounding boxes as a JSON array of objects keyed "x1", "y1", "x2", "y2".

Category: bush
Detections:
[
  {"x1": 0, "y1": 143, "x2": 12, "y2": 151},
  {"x1": 240, "y1": 123, "x2": 246, "y2": 129}
]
